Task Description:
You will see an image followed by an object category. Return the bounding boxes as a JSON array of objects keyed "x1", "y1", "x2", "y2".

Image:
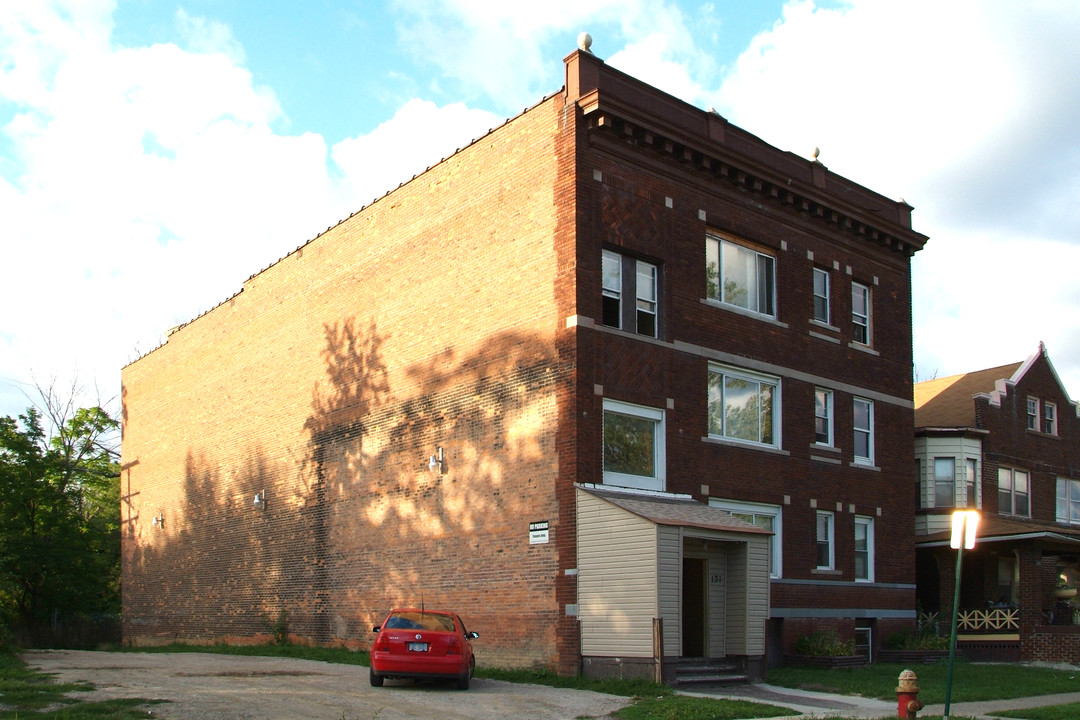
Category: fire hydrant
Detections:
[{"x1": 896, "y1": 669, "x2": 923, "y2": 718}]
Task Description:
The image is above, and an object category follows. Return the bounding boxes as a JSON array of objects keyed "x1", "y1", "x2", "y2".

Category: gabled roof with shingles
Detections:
[{"x1": 914, "y1": 362, "x2": 1023, "y2": 428}]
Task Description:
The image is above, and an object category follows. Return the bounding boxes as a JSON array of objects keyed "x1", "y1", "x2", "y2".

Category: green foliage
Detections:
[
  {"x1": 989, "y1": 703, "x2": 1080, "y2": 720},
  {"x1": 614, "y1": 695, "x2": 792, "y2": 720},
  {"x1": 0, "y1": 399, "x2": 120, "y2": 634},
  {"x1": 262, "y1": 610, "x2": 291, "y2": 645},
  {"x1": 793, "y1": 629, "x2": 856, "y2": 657},
  {"x1": 884, "y1": 627, "x2": 950, "y2": 651}
]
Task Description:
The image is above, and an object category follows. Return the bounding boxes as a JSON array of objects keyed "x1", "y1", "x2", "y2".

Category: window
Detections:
[
  {"x1": 965, "y1": 459, "x2": 978, "y2": 507},
  {"x1": 602, "y1": 249, "x2": 658, "y2": 338},
  {"x1": 998, "y1": 467, "x2": 1030, "y2": 517},
  {"x1": 916, "y1": 459, "x2": 924, "y2": 509},
  {"x1": 1056, "y1": 478, "x2": 1080, "y2": 525},
  {"x1": 934, "y1": 458, "x2": 956, "y2": 507},
  {"x1": 852, "y1": 282, "x2": 871, "y2": 345},
  {"x1": 712, "y1": 499, "x2": 782, "y2": 578},
  {"x1": 813, "y1": 268, "x2": 830, "y2": 324},
  {"x1": 854, "y1": 516, "x2": 874, "y2": 582},
  {"x1": 707, "y1": 365, "x2": 780, "y2": 447},
  {"x1": 1043, "y1": 402, "x2": 1057, "y2": 435},
  {"x1": 602, "y1": 399, "x2": 665, "y2": 491},
  {"x1": 853, "y1": 398, "x2": 874, "y2": 465},
  {"x1": 816, "y1": 511, "x2": 834, "y2": 570},
  {"x1": 706, "y1": 233, "x2": 775, "y2": 317},
  {"x1": 814, "y1": 388, "x2": 833, "y2": 445},
  {"x1": 1026, "y1": 398, "x2": 1039, "y2": 431}
]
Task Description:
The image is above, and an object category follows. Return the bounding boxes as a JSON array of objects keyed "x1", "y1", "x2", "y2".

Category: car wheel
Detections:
[
  {"x1": 369, "y1": 667, "x2": 384, "y2": 687},
  {"x1": 456, "y1": 657, "x2": 474, "y2": 690}
]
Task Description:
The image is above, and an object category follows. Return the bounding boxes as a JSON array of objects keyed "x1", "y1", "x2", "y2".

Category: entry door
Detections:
[{"x1": 682, "y1": 557, "x2": 707, "y2": 657}]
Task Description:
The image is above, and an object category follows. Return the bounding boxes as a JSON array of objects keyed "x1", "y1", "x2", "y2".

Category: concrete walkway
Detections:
[{"x1": 685, "y1": 682, "x2": 1080, "y2": 719}]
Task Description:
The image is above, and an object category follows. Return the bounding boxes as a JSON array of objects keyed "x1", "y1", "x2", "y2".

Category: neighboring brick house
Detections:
[
  {"x1": 914, "y1": 343, "x2": 1080, "y2": 662},
  {"x1": 121, "y1": 45, "x2": 927, "y2": 680}
]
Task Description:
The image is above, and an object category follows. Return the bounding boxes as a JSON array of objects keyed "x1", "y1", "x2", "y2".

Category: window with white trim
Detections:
[
  {"x1": 998, "y1": 467, "x2": 1030, "y2": 517},
  {"x1": 814, "y1": 388, "x2": 833, "y2": 446},
  {"x1": 1043, "y1": 402, "x2": 1057, "y2": 435},
  {"x1": 813, "y1": 268, "x2": 830, "y2": 324},
  {"x1": 602, "y1": 249, "x2": 659, "y2": 338},
  {"x1": 934, "y1": 457, "x2": 956, "y2": 507},
  {"x1": 1026, "y1": 397, "x2": 1039, "y2": 431},
  {"x1": 816, "y1": 511, "x2": 835, "y2": 570},
  {"x1": 854, "y1": 516, "x2": 874, "y2": 582},
  {"x1": 1056, "y1": 478, "x2": 1080, "y2": 525},
  {"x1": 852, "y1": 282, "x2": 871, "y2": 345},
  {"x1": 706, "y1": 233, "x2": 775, "y2": 317},
  {"x1": 853, "y1": 397, "x2": 874, "y2": 465},
  {"x1": 965, "y1": 458, "x2": 978, "y2": 507},
  {"x1": 711, "y1": 499, "x2": 782, "y2": 578},
  {"x1": 707, "y1": 364, "x2": 780, "y2": 447},
  {"x1": 602, "y1": 399, "x2": 665, "y2": 491}
]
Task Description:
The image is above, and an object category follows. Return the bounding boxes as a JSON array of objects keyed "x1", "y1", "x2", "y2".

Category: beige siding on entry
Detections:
[
  {"x1": 726, "y1": 536, "x2": 769, "y2": 656},
  {"x1": 577, "y1": 489, "x2": 659, "y2": 658},
  {"x1": 658, "y1": 525, "x2": 681, "y2": 657},
  {"x1": 708, "y1": 553, "x2": 727, "y2": 657}
]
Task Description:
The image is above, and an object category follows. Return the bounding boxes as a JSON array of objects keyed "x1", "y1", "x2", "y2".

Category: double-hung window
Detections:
[
  {"x1": 1026, "y1": 398, "x2": 1039, "y2": 430},
  {"x1": 707, "y1": 365, "x2": 780, "y2": 447},
  {"x1": 998, "y1": 467, "x2": 1030, "y2": 517},
  {"x1": 1056, "y1": 478, "x2": 1080, "y2": 525},
  {"x1": 813, "y1": 268, "x2": 830, "y2": 324},
  {"x1": 853, "y1": 398, "x2": 874, "y2": 465},
  {"x1": 965, "y1": 458, "x2": 978, "y2": 507},
  {"x1": 852, "y1": 282, "x2": 871, "y2": 345},
  {"x1": 711, "y1": 499, "x2": 783, "y2": 578},
  {"x1": 854, "y1": 516, "x2": 874, "y2": 582},
  {"x1": 1043, "y1": 402, "x2": 1057, "y2": 435},
  {"x1": 815, "y1": 511, "x2": 834, "y2": 570},
  {"x1": 934, "y1": 457, "x2": 956, "y2": 507},
  {"x1": 602, "y1": 249, "x2": 658, "y2": 338},
  {"x1": 814, "y1": 388, "x2": 833, "y2": 445},
  {"x1": 602, "y1": 399, "x2": 665, "y2": 491},
  {"x1": 705, "y1": 233, "x2": 776, "y2": 317}
]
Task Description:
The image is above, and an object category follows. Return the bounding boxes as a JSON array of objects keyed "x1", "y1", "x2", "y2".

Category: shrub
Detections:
[
  {"x1": 794, "y1": 630, "x2": 855, "y2": 657},
  {"x1": 885, "y1": 628, "x2": 949, "y2": 651}
]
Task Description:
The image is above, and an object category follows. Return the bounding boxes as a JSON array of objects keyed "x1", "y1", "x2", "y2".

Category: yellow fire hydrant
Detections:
[{"x1": 896, "y1": 669, "x2": 923, "y2": 718}]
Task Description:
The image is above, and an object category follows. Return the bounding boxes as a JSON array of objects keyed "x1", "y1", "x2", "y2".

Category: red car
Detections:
[{"x1": 369, "y1": 609, "x2": 479, "y2": 689}]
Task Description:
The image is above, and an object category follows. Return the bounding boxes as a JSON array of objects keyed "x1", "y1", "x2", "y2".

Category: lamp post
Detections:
[{"x1": 944, "y1": 509, "x2": 979, "y2": 720}]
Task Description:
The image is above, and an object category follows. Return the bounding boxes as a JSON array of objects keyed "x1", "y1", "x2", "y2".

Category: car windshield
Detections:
[{"x1": 383, "y1": 611, "x2": 455, "y2": 632}]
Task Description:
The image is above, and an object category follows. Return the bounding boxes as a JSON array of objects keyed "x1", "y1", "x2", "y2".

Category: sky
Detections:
[{"x1": 2, "y1": 0, "x2": 1080, "y2": 423}]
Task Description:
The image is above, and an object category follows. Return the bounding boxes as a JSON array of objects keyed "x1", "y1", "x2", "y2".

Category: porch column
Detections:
[{"x1": 1016, "y1": 547, "x2": 1044, "y2": 660}]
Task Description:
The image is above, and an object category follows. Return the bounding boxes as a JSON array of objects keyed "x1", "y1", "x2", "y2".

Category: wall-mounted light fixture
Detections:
[
  {"x1": 428, "y1": 447, "x2": 444, "y2": 473},
  {"x1": 253, "y1": 490, "x2": 266, "y2": 511},
  {"x1": 151, "y1": 512, "x2": 164, "y2": 529}
]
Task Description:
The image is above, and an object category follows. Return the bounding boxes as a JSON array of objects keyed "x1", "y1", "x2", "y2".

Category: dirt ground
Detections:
[{"x1": 21, "y1": 649, "x2": 632, "y2": 720}]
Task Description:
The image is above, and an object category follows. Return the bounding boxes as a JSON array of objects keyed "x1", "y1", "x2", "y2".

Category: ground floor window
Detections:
[{"x1": 710, "y1": 498, "x2": 782, "y2": 578}]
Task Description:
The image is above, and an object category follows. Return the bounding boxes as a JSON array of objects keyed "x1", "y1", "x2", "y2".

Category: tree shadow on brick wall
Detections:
[{"x1": 305, "y1": 317, "x2": 564, "y2": 660}]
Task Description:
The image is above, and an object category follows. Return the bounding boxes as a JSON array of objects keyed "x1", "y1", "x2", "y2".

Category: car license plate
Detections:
[{"x1": 407, "y1": 642, "x2": 428, "y2": 652}]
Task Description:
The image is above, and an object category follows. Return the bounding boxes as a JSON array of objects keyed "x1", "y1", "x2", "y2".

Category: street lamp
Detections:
[{"x1": 944, "y1": 509, "x2": 979, "y2": 720}]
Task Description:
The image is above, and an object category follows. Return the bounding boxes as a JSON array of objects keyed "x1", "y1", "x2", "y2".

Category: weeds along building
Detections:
[{"x1": 121, "y1": 43, "x2": 927, "y2": 679}]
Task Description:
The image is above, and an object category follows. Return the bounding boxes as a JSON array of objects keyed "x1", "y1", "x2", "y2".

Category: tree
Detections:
[{"x1": 0, "y1": 389, "x2": 120, "y2": 629}]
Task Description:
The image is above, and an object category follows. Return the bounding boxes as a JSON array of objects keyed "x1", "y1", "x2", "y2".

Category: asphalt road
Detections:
[{"x1": 22, "y1": 649, "x2": 632, "y2": 720}]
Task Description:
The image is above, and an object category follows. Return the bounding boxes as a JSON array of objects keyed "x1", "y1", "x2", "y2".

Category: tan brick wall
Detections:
[{"x1": 122, "y1": 94, "x2": 577, "y2": 669}]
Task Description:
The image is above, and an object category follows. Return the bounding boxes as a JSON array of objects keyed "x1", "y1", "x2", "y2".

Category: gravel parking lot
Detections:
[{"x1": 22, "y1": 649, "x2": 632, "y2": 720}]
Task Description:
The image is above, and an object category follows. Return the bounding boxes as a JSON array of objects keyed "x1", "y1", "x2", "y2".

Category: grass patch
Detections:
[
  {"x1": 111, "y1": 641, "x2": 369, "y2": 666},
  {"x1": 0, "y1": 651, "x2": 163, "y2": 719},
  {"x1": 614, "y1": 695, "x2": 792, "y2": 719},
  {"x1": 766, "y1": 660, "x2": 1080, "y2": 703},
  {"x1": 984, "y1": 704, "x2": 1080, "y2": 720}
]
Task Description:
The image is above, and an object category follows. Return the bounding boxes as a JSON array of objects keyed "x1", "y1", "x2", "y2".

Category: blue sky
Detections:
[{"x1": 2, "y1": 0, "x2": 1080, "y2": 421}]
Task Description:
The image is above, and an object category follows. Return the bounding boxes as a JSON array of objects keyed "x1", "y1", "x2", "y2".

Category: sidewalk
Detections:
[{"x1": 683, "y1": 682, "x2": 1080, "y2": 719}]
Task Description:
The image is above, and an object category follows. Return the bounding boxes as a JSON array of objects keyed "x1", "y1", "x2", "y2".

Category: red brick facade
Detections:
[{"x1": 123, "y1": 49, "x2": 927, "y2": 671}]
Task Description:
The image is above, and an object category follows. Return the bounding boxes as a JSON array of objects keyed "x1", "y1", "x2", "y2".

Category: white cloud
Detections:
[{"x1": 713, "y1": 0, "x2": 1080, "y2": 396}]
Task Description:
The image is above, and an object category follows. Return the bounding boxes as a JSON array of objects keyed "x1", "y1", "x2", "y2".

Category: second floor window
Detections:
[
  {"x1": 706, "y1": 233, "x2": 775, "y2": 317},
  {"x1": 814, "y1": 388, "x2": 833, "y2": 445},
  {"x1": 1057, "y1": 478, "x2": 1080, "y2": 525},
  {"x1": 935, "y1": 457, "x2": 956, "y2": 507},
  {"x1": 708, "y1": 365, "x2": 779, "y2": 447},
  {"x1": 853, "y1": 397, "x2": 874, "y2": 465},
  {"x1": 602, "y1": 399, "x2": 665, "y2": 492},
  {"x1": 813, "y1": 268, "x2": 830, "y2": 324},
  {"x1": 602, "y1": 250, "x2": 658, "y2": 338},
  {"x1": 998, "y1": 467, "x2": 1030, "y2": 517},
  {"x1": 852, "y1": 282, "x2": 871, "y2": 345}
]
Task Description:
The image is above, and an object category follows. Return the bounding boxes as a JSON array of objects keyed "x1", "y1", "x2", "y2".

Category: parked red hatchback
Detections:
[{"x1": 369, "y1": 609, "x2": 479, "y2": 690}]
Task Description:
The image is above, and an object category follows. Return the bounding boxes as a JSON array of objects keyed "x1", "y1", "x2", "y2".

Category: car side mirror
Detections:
[
  {"x1": 372, "y1": 626, "x2": 381, "y2": 632},
  {"x1": 468, "y1": 631, "x2": 479, "y2": 639}
]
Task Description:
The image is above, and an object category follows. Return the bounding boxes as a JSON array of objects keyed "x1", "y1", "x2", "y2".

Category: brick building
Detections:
[
  {"x1": 121, "y1": 44, "x2": 927, "y2": 679},
  {"x1": 915, "y1": 343, "x2": 1080, "y2": 662}
]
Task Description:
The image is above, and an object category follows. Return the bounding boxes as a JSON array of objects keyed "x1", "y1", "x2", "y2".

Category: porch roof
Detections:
[
  {"x1": 577, "y1": 485, "x2": 771, "y2": 535},
  {"x1": 917, "y1": 515, "x2": 1080, "y2": 551}
]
